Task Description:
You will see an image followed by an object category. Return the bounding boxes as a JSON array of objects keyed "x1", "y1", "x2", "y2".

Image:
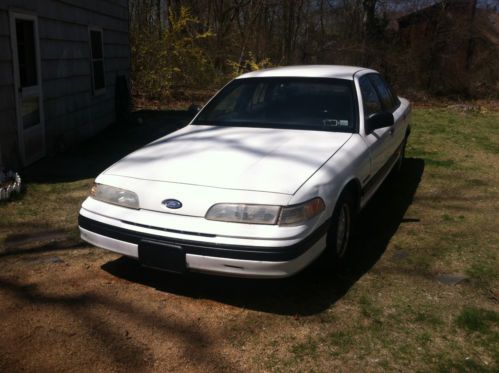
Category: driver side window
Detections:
[
  {"x1": 359, "y1": 76, "x2": 382, "y2": 117},
  {"x1": 368, "y1": 74, "x2": 398, "y2": 113}
]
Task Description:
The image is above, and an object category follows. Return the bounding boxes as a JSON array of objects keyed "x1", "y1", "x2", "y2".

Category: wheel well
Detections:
[{"x1": 342, "y1": 179, "x2": 362, "y2": 214}]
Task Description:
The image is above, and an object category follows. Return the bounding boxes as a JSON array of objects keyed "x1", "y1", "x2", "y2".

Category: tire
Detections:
[{"x1": 325, "y1": 191, "x2": 355, "y2": 263}]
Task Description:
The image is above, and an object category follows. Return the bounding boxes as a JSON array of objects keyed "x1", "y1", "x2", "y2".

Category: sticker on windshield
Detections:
[
  {"x1": 339, "y1": 120, "x2": 349, "y2": 126},
  {"x1": 323, "y1": 119, "x2": 338, "y2": 127}
]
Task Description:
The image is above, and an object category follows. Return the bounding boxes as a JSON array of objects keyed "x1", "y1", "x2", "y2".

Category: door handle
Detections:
[{"x1": 389, "y1": 127, "x2": 394, "y2": 135}]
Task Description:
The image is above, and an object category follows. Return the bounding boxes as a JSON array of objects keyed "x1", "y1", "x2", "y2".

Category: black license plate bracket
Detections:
[{"x1": 138, "y1": 240, "x2": 186, "y2": 274}]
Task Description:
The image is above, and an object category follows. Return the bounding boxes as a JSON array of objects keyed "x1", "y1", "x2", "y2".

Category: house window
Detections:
[
  {"x1": 89, "y1": 28, "x2": 105, "y2": 94},
  {"x1": 16, "y1": 19, "x2": 38, "y2": 87}
]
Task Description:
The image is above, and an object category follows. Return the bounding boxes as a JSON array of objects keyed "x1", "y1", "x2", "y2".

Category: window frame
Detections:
[{"x1": 88, "y1": 26, "x2": 105, "y2": 96}]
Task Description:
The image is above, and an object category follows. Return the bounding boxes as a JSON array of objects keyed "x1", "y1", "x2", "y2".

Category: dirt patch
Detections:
[{"x1": 0, "y1": 248, "x2": 245, "y2": 372}]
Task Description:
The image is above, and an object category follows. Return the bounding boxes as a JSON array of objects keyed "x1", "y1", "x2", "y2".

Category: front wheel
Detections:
[{"x1": 325, "y1": 191, "x2": 355, "y2": 263}]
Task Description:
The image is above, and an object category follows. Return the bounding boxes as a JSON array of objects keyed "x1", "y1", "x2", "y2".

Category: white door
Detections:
[
  {"x1": 368, "y1": 74, "x2": 405, "y2": 158},
  {"x1": 359, "y1": 76, "x2": 392, "y2": 177},
  {"x1": 10, "y1": 12, "x2": 45, "y2": 165}
]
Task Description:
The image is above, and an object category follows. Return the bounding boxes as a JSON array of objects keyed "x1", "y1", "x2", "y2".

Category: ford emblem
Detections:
[{"x1": 162, "y1": 199, "x2": 182, "y2": 209}]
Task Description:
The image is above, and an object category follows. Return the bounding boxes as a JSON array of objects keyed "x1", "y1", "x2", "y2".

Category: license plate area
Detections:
[{"x1": 138, "y1": 240, "x2": 186, "y2": 274}]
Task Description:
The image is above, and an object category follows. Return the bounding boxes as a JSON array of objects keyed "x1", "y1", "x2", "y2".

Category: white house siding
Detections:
[{"x1": 0, "y1": 0, "x2": 130, "y2": 168}]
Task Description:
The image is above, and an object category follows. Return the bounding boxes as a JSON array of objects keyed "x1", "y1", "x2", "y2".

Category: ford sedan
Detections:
[{"x1": 78, "y1": 65, "x2": 411, "y2": 278}]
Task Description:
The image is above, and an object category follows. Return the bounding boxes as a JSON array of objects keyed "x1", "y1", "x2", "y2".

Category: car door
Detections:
[
  {"x1": 368, "y1": 74, "x2": 405, "y2": 159},
  {"x1": 359, "y1": 75, "x2": 392, "y2": 185}
]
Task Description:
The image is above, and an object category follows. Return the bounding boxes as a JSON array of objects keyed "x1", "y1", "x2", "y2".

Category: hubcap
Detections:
[{"x1": 336, "y1": 203, "x2": 350, "y2": 257}]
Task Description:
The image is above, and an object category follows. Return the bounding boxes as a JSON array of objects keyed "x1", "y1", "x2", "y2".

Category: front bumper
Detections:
[{"x1": 78, "y1": 214, "x2": 328, "y2": 278}]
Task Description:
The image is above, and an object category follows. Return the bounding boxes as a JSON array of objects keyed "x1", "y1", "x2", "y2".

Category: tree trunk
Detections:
[
  {"x1": 465, "y1": 0, "x2": 477, "y2": 71},
  {"x1": 362, "y1": 0, "x2": 377, "y2": 39}
]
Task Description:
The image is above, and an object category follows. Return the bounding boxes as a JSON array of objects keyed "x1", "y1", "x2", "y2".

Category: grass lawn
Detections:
[{"x1": 0, "y1": 106, "x2": 498, "y2": 372}]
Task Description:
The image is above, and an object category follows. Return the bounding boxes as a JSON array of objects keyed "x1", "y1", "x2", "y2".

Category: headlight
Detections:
[
  {"x1": 205, "y1": 198, "x2": 325, "y2": 226},
  {"x1": 90, "y1": 183, "x2": 139, "y2": 209},
  {"x1": 279, "y1": 198, "x2": 325, "y2": 226},
  {"x1": 206, "y1": 203, "x2": 281, "y2": 225}
]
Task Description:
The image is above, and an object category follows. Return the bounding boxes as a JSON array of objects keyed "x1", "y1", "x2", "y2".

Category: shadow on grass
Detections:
[
  {"x1": 102, "y1": 158, "x2": 425, "y2": 316},
  {"x1": 22, "y1": 110, "x2": 191, "y2": 183},
  {"x1": 0, "y1": 276, "x2": 239, "y2": 372},
  {"x1": 0, "y1": 240, "x2": 88, "y2": 258}
]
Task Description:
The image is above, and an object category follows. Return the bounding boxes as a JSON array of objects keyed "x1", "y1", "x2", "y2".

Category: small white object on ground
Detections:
[{"x1": 0, "y1": 170, "x2": 22, "y2": 201}]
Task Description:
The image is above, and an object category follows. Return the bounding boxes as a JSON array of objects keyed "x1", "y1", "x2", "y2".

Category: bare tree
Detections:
[{"x1": 129, "y1": 0, "x2": 499, "y2": 101}]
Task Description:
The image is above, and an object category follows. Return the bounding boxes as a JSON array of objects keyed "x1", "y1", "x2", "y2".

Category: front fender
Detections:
[{"x1": 290, "y1": 134, "x2": 370, "y2": 220}]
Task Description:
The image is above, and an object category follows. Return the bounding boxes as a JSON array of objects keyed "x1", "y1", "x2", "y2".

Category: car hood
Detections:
[{"x1": 104, "y1": 125, "x2": 352, "y2": 195}]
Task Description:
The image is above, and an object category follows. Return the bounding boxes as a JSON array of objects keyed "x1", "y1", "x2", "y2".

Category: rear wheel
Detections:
[{"x1": 326, "y1": 191, "x2": 355, "y2": 263}]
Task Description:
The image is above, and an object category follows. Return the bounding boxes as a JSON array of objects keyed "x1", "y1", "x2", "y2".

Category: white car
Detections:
[{"x1": 79, "y1": 65, "x2": 411, "y2": 278}]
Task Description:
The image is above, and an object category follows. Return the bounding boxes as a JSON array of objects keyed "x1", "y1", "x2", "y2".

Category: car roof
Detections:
[{"x1": 236, "y1": 65, "x2": 378, "y2": 80}]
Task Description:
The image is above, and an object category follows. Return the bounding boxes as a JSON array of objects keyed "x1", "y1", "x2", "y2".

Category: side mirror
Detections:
[{"x1": 366, "y1": 112, "x2": 394, "y2": 133}]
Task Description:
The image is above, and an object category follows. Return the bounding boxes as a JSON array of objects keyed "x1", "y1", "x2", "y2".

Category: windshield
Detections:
[{"x1": 194, "y1": 77, "x2": 357, "y2": 132}]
